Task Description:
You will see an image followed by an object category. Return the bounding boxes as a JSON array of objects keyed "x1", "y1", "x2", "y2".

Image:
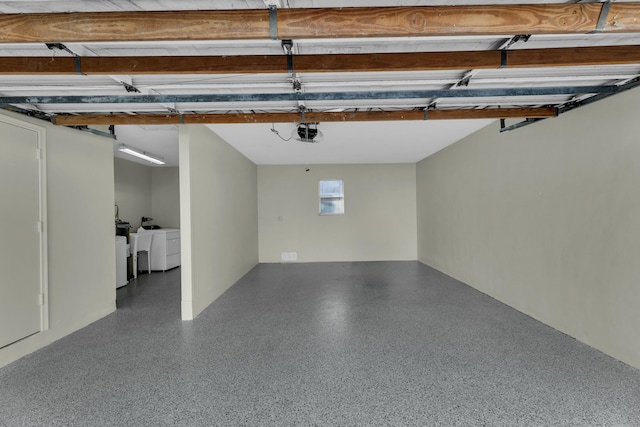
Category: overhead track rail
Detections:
[
  {"x1": 0, "y1": 3, "x2": 639, "y2": 43},
  {"x1": 0, "y1": 85, "x2": 620, "y2": 105},
  {"x1": 1, "y1": 45, "x2": 640, "y2": 75},
  {"x1": 501, "y1": 75, "x2": 640, "y2": 132}
]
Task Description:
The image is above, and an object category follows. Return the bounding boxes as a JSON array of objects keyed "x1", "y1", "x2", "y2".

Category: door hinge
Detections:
[
  {"x1": 38, "y1": 293, "x2": 44, "y2": 306},
  {"x1": 36, "y1": 148, "x2": 41, "y2": 160},
  {"x1": 36, "y1": 221, "x2": 43, "y2": 233}
]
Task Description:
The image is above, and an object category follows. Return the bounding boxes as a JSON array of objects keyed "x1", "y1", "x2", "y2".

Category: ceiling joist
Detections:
[
  {"x1": 0, "y1": 3, "x2": 639, "y2": 43},
  {"x1": 51, "y1": 107, "x2": 558, "y2": 126},
  {"x1": 2, "y1": 45, "x2": 640, "y2": 75}
]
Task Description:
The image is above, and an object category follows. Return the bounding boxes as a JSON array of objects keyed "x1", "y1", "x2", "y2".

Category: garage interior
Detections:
[{"x1": 1, "y1": 1, "x2": 640, "y2": 425}]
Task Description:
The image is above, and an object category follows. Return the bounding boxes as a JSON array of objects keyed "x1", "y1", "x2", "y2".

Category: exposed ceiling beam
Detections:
[
  {"x1": 0, "y1": 85, "x2": 618, "y2": 105},
  {"x1": 506, "y1": 45, "x2": 640, "y2": 68},
  {"x1": 2, "y1": 45, "x2": 639, "y2": 75},
  {"x1": 0, "y1": 3, "x2": 639, "y2": 43},
  {"x1": 51, "y1": 107, "x2": 558, "y2": 126}
]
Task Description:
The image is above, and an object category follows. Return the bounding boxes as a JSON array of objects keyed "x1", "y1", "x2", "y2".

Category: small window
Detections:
[{"x1": 319, "y1": 180, "x2": 344, "y2": 215}]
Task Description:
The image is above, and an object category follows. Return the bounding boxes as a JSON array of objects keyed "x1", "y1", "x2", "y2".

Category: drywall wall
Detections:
[
  {"x1": 0, "y1": 111, "x2": 115, "y2": 368},
  {"x1": 114, "y1": 157, "x2": 152, "y2": 230},
  {"x1": 179, "y1": 125, "x2": 258, "y2": 320},
  {"x1": 115, "y1": 160, "x2": 179, "y2": 229},
  {"x1": 151, "y1": 167, "x2": 180, "y2": 229},
  {"x1": 416, "y1": 87, "x2": 640, "y2": 369},
  {"x1": 258, "y1": 164, "x2": 417, "y2": 262}
]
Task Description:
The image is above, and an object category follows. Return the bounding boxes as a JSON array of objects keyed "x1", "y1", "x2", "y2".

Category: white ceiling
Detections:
[
  {"x1": 2, "y1": 1, "x2": 640, "y2": 166},
  {"x1": 208, "y1": 119, "x2": 493, "y2": 165},
  {"x1": 113, "y1": 125, "x2": 179, "y2": 167},
  {"x1": 114, "y1": 118, "x2": 494, "y2": 166}
]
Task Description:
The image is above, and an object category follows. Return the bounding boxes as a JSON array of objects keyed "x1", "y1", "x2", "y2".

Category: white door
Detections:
[{"x1": 0, "y1": 121, "x2": 43, "y2": 348}]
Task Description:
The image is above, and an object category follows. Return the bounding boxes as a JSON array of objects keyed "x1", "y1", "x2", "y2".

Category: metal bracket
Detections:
[
  {"x1": 281, "y1": 39, "x2": 293, "y2": 55},
  {"x1": 122, "y1": 82, "x2": 141, "y2": 93},
  {"x1": 45, "y1": 42, "x2": 76, "y2": 55},
  {"x1": 74, "y1": 57, "x2": 84, "y2": 76},
  {"x1": 502, "y1": 34, "x2": 531, "y2": 50},
  {"x1": 456, "y1": 75, "x2": 472, "y2": 88},
  {"x1": 269, "y1": 6, "x2": 278, "y2": 40},
  {"x1": 68, "y1": 125, "x2": 117, "y2": 139},
  {"x1": 46, "y1": 42, "x2": 85, "y2": 75},
  {"x1": 499, "y1": 118, "x2": 545, "y2": 133},
  {"x1": 593, "y1": 1, "x2": 612, "y2": 33},
  {"x1": 498, "y1": 34, "x2": 530, "y2": 68},
  {"x1": 499, "y1": 50, "x2": 508, "y2": 69},
  {"x1": 282, "y1": 39, "x2": 294, "y2": 74},
  {"x1": 0, "y1": 104, "x2": 52, "y2": 124}
]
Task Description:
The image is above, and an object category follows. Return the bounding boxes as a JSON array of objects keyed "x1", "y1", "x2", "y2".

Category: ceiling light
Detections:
[{"x1": 117, "y1": 144, "x2": 165, "y2": 165}]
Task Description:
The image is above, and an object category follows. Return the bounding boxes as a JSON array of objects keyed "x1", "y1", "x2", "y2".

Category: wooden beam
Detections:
[
  {"x1": 0, "y1": 10, "x2": 269, "y2": 43},
  {"x1": 1, "y1": 46, "x2": 640, "y2": 75},
  {"x1": 0, "y1": 57, "x2": 78, "y2": 74},
  {"x1": 0, "y1": 3, "x2": 639, "y2": 43},
  {"x1": 606, "y1": 3, "x2": 640, "y2": 32},
  {"x1": 277, "y1": 4, "x2": 604, "y2": 39},
  {"x1": 81, "y1": 55, "x2": 289, "y2": 75},
  {"x1": 52, "y1": 108, "x2": 557, "y2": 126},
  {"x1": 506, "y1": 45, "x2": 640, "y2": 68},
  {"x1": 425, "y1": 108, "x2": 556, "y2": 120},
  {"x1": 293, "y1": 51, "x2": 501, "y2": 73},
  {"x1": 0, "y1": 51, "x2": 498, "y2": 75}
]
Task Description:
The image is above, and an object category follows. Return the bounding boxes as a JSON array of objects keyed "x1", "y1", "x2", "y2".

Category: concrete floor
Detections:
[{"x1": 1, "y1": 261, "x2": 639, "y2": 426}]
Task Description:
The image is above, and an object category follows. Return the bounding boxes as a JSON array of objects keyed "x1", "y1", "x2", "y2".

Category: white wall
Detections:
[
  {"x1": 1, "y1": 111, "x2": 115, "y2": 368},
  {"x1": 114, "y1": 157, "x2": 151, "y2": 230},
  {"x1": 151, "y1": 167, "x2": 180, "y2": 229},
  {"x1": 416, "y1": 87, "x2": 640, "y2": 369},
  {"x1": 114, "y1": 159, "x2": 180, "y2": 229},
  {"x1": 258, "y1": 164, "x2": 417, "y2": 262},
  {"x1": 179, "y1": 125, "x2": 258, "y2": 320}
]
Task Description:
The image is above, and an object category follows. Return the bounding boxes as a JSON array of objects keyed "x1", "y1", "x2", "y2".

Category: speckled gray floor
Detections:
[{"x1": 1, "y1": 262, "x2": 639, "y2": 426}]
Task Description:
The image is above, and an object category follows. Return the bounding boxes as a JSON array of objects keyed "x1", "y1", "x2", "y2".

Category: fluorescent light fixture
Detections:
[{"x1": 117, "y1": 144, "x2": 165, "y2": 165}]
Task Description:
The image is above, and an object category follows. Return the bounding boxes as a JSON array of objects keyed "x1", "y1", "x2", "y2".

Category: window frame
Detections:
[{"x1": 318, "y1": 179, "x2": 345, "y2": 216}]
